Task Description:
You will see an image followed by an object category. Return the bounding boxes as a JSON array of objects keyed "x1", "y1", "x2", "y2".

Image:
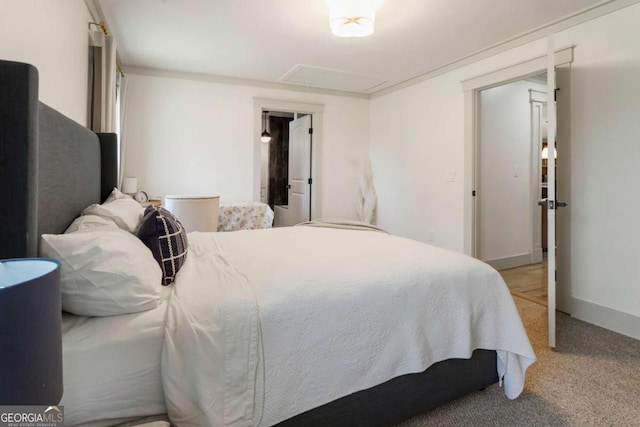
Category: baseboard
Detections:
[
  {"x1": 568, "y1": 297, "x2": 640, "y2": 340},
  {"x1": 485, "y1": 253, "x2": 532, "y2": 271}
]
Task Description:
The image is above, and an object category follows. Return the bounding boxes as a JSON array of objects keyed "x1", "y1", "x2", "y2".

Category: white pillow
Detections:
[
  {"x1": 65, "y1": 214, "x2": 118, "y2": 234},
  {"x1": 39, "y1": 227, "x2": 163, "y2": 316},
  {"x1": 83, "y1": 188, "x2": 144, "y2": 232}
]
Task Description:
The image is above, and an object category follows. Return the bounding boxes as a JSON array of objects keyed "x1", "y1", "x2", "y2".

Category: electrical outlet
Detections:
[
  {"x1": 427, "y1": 231, "x2": 435, "y2": 242},
  {"x1": 447, "y1": 170, "x2": 456, "y2": 182},
  {"x1": 513, "y1": 167, "x2": 520, "y2": 178}
]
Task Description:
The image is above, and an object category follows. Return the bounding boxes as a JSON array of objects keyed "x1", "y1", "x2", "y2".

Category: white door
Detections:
[
  {"x1": 543, "y1": 35, "x2": 562, "y2": 348},
  {"x1": 287, "y1": 114, "x2": 312, "y2": 225}
]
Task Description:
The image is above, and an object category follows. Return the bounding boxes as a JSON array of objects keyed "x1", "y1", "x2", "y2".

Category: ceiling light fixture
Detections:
[
  {"x1": 328, "y1": 0, "x2": 375, "y2": 38},
  {"x1": 261, "y1": 111, "x2": 271, "y2": 143}
]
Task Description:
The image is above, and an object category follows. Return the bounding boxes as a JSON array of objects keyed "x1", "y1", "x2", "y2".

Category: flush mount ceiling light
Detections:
[
  {"x1": 261, "y1": 111, "x2": 271, "y2": 143},
  {"x1": 328, "y1": 0, "x2": 376, "y2": 38}
]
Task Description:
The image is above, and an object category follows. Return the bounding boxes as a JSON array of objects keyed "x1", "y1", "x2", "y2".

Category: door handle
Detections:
[
  {"x1": 538, "y1": 199, "x2": 553, "y2": 209},
  {"x1": 538, "y1": 199, "x2": 568, "y2": 209},
  {"x1": 286, "y1": 184, "x2": 291, "y2": 189}
]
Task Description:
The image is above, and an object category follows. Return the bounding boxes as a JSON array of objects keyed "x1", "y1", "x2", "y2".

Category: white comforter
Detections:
[{"x1": 162, "y1": 227, "x2": 536, "y2": 427}]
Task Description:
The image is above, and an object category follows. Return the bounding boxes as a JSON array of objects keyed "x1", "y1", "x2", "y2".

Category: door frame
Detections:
[
  {"x1": 253, "y1": 98, "x2": 324, "y2": 220},
  {"x1": 461, "y1": 46, "x2": 574, "y2": 257}
]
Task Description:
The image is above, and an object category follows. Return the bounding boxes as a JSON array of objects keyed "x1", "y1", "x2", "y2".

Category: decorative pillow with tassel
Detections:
[{"x1": 137, "y1": 206, "x2": 188, "y2": 285}]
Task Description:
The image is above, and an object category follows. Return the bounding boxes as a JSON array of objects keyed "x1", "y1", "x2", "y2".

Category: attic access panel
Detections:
[{"x1": 279, "y1": 64, "x2": 386, "y2": 93}]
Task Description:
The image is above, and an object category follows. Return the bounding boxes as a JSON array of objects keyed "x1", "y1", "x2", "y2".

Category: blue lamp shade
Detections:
[{"x1": 0, "y1": 258, "x2": 62, "y2": 405}]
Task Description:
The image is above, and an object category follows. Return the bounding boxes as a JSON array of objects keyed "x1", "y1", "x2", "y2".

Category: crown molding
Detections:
[
  {"x1": 84, "y1": 0, "x2": 106, "y2": 24},
  {"x1": 371, "y1": 0, "x2": 640, "y2": 98},
  {"x1": 103, "y1": 0, "x2": 640, "y2": 101},
  {"x1": 121, "y1": 66, "x2": 371, "y2": 100}
]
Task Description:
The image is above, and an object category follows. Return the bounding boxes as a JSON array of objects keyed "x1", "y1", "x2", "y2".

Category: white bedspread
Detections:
[{"x1": 162, "y1": 227, "x2": 536, "y2": 427}]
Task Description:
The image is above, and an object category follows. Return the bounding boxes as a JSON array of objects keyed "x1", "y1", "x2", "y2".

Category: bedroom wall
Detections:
[
  {"x1": 370, "y1": 49, "x2": 557, "y2": 252},
  {"x1": 370, "y1": 3, "x2": 640, "y2": 336},
  {"x1": 0, "y1": 0, "x2": 92, "y2": 126},
  {"x1": 122, "y1": 73, "x2": 370, "y2": 220},
  {"x1": 478, "y1": 80, "x2": 546, "y2": 265}
]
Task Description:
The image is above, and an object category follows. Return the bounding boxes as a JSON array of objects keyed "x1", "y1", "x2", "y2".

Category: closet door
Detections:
[{"x1": 288, "y1": 114, "x2": 313, "y2": 224}]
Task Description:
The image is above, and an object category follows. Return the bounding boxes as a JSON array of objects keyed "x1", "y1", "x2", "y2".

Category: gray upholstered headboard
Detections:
[{"x1": 0, "y1": 60, "x2": 117, "y2": 258}]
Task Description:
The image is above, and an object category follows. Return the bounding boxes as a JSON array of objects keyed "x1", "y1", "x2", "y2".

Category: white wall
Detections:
[
  {"x1": 371, "y1": 4, "x2": 640, "y2": 329},
  {"x1": 370, "y1": 45, "x2": 556, "y2": 251},
  {"x1": 478, "y1": 80, "x2": 546, "y2": 263},
  {"x1": 0, "y1": 1, "x2": 92, "y2": 125},
  {"x1": 560, "y1": 5, "x2": 640, "y2": 326},
  {"x1": 122, "y1": 73, "x2": 370, "y2": 219}
]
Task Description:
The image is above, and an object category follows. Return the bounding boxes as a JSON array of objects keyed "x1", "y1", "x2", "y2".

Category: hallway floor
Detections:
[{"x1": 499, "y1": 259, "x2": 548, "y2": 306}]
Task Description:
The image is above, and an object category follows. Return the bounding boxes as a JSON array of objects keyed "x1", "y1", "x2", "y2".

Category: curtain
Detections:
[
  {"x1": 91, "y1": 27, "x2": 127, "y2": 187},
  {"x1": 117, "y1": 74, "x2": 130, "y2": 188},
  {"x1": 91, "y1": 34, "x2": 117, "y2": 133}
]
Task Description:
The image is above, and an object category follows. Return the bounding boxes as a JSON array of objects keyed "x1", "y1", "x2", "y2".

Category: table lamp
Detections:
[
  {"x1": 0, "y1": 258, "x2": 63, "y2": 405},
  {"x1": 164, "y1": 195, "x2": 220, "y2": 232},
  {"x1": 121, "y1": 177, "x2": 138, "y2": 195}
]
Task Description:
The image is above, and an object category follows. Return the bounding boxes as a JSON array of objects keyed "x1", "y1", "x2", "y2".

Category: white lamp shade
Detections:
[
  {"x1": 329, "y1": 0, "x2": 375, "y2": 37},
  {"x1": 121, "y1": 177, "x2": 138, "y2": 194},
  {"x1": 164, "y1": 196, "x2": 220, "y2": 233}
]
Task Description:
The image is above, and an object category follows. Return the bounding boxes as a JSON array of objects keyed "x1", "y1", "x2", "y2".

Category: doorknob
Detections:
[
  {"x1": 538, "y1": 199, "x2": 553, "y2": 209},
  {"x1": 538, "y1": 199, "x2": 568, "y2": 209},
  {"x1": 286, "y1": 184, "x2": 291, "y2": 189}
]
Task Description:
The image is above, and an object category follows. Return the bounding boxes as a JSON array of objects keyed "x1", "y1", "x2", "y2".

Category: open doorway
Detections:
[
  {"x1": 260, "y1": 111, "x2": 294, "y2": 207},
  {"x1": 476, "y1": 73, "x2": 548, "y2": 306},
  {"x1": 260, "y1": 110, "x2": 313, "y2": 227},
  {"x1": 464, "y1": 45, "x2": 573, "y2": 348},
  {"x1": 254, "y1": 99, "x2": 323, "y2": 226}
]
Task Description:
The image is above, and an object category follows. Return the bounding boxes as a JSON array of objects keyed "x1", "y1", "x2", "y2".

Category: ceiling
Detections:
[{"x1": 98, "y1": 0, "x2": 606, "y2": 95}]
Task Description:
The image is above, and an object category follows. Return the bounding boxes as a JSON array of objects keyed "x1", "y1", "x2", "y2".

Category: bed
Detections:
[{"x1": 0, "y1": 60, "x2": 535, "y2": 427}]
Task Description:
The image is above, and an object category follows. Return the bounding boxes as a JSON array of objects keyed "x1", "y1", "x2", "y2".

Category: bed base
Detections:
[{"x1": 276, "y1": 349, "x2": 497, "y2": 427}]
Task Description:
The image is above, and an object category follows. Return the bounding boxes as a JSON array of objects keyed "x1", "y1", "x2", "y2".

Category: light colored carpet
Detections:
[{"x1": 397, "y1": 296, "x2": 640, "y2": 427}]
